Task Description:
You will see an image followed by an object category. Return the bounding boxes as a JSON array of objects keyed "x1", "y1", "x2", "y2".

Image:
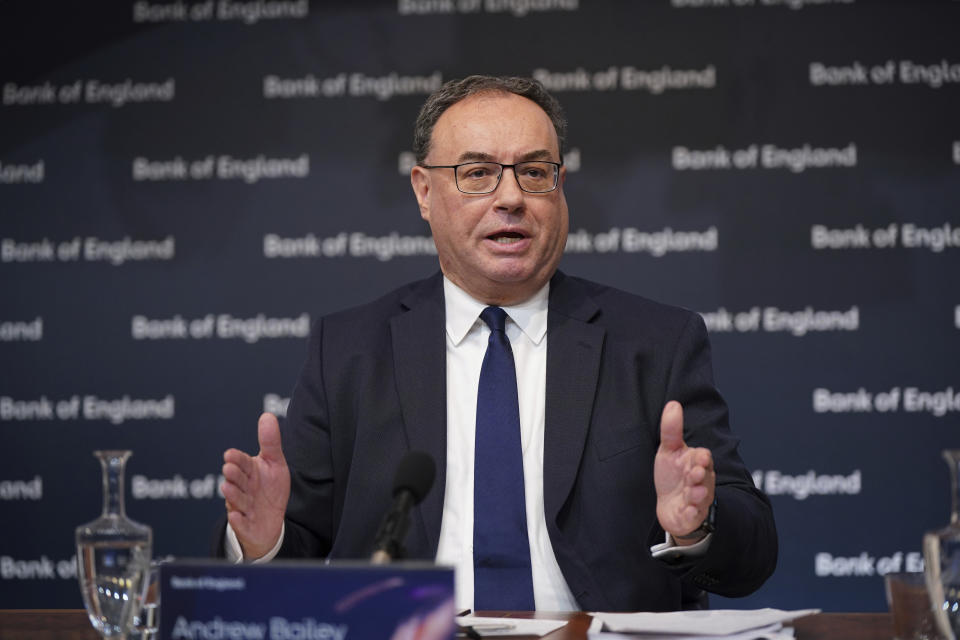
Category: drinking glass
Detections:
[
  {"x1": 924, "y1": 450, "x2": 960, "y2": 640},
  {"x1": 134, "y1": 556, "x2": 173, "y2": 640}
]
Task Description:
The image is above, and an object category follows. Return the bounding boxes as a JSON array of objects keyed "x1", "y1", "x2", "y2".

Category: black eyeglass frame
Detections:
[{"x1": 419, "y1": 159, "x2": 564, "y2": 194}]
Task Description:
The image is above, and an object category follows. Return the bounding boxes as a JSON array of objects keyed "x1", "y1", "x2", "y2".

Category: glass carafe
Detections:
[
  {"x1": 924, "y1": 450, "x2": 960, "y2": 640},
  {"x1": 75, "y1": 450, "x2": 153, "y2": 639}
]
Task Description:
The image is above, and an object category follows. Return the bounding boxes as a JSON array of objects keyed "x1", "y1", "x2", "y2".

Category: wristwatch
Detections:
[{"x1": 673, "y1": 498, "x2": 717, "y2": 542}]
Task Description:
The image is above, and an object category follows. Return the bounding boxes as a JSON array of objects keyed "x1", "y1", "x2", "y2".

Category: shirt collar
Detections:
[{"x1": 443, "y1": 276, "x2": 549, "y2": 347}]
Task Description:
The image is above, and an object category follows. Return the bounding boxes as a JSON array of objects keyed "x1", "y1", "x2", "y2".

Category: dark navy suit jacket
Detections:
[{"x1": 229, "y1": 270, "x2": 777, "y2": 612}]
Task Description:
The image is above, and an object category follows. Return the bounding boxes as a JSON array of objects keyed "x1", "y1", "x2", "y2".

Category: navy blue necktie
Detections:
[{"x1": 473, "y1": 306, "x2": 536, "y2": 610}]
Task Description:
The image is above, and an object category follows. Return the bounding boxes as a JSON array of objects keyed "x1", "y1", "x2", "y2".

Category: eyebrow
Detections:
[{"x1": 455, "y1": 149, "x2": 556, "y2": 163}]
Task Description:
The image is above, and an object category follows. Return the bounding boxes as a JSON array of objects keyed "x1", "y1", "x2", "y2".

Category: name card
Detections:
[{"x1": 159, "y1": 560, "x2": 455, "y2": 640}]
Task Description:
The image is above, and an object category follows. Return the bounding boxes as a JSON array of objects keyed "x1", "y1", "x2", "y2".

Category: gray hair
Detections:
[{"x1": 413, "y1": 75, "x2": 567, "y2": 164}]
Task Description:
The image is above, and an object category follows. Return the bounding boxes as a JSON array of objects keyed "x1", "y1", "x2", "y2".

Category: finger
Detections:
[
  {"x1": 685, "y1": 484, "x2": 708, "y2": 506},
  {"x1": 257, "y1": 413, "x2": 285, "y2": 463},
  {"x1": 221, "y1": 481, "x2": 251, "y2": 515},
  {"x1": 686, "y1": 464, "x2": 707, "y2": 485},
  {"x1": 683, "y1": 469, "x2": 715, "y2": 511},
  {"x1": 681, "y1": 449, "x2": 713, "y2": 484},
  {"x1": 692, "y1": 447, "x2": 714, "y2": 471},
  {"x1": 223, "y1": 448, "x2": 255, "y2": 477},
  {"x1": 226, "y1": 509, "x2": 249, "y2": 535},
  {"x1": 222, "y1": 462, "x2": 250, "y2": 493},
  {"x1": 658, "y1": 401, "x2": 685, "y2": 453}
]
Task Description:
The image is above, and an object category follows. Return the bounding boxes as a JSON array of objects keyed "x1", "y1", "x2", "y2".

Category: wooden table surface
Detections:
[
  {"x1": 0, "y1": 609, "x2": 893, "y2": 639},
  {"x1": 485, "y1": 610, "x2": 894, "y2": 640}
]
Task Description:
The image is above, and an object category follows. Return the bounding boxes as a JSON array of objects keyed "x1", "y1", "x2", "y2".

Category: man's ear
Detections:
[{"x1": 410, "y1": 166, "x2": 430, "y2": 221}]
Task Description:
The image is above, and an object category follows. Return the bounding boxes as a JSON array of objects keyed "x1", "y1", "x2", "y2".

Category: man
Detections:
[{"x1": 220, "y1": 76, "x2": 777, "y2": 612}]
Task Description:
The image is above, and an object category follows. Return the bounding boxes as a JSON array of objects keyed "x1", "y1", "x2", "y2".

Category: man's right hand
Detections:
[{"x1": 221, "y1": 412, "x2": 290, "y2": 560}]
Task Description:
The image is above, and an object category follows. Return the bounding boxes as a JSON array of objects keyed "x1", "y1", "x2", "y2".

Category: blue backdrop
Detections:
[{"x1": 2, "y1": 0, "x2": 958, "y2": 612}]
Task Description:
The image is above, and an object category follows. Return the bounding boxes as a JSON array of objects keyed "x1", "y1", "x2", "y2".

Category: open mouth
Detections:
[{"x1": 487, "y1": 231, "x2": 527, "y2": 244}]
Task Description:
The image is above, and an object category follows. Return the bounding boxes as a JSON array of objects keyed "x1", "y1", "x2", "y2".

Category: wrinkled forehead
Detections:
[{"x1": 429, "y1": 91, "x2": 560, "y2": 161}]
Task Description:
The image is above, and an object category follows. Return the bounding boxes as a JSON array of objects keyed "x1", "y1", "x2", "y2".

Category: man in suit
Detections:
[{"x1": 220, "y1": 76, "x2": 777, "y2": 612}]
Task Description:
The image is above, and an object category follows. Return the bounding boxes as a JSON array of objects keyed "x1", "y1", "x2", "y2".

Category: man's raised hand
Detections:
[
  {"x1": 653, "y1": 401, "x2": 716, "y2": 545},
  {"x1": 221, "y1": 412, "x2": 290, "y2": 559}
]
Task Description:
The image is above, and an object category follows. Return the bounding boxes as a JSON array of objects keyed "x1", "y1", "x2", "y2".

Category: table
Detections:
[
  {"x1": 482, "y1": 611, "x2": 893, "y2": 640},
  {"x1": 0, "y1": 609, "x2": 893, "y2": 639}
]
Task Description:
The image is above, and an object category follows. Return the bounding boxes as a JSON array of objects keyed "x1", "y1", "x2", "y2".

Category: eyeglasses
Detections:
[{"x1": 420, "y1": 160, "x2": 562, "y2": 194}]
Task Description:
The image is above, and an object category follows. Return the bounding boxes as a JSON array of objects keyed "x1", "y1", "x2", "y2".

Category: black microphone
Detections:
[{"x1": 370, "y1": 451, "x2": 436, "y2": 564}]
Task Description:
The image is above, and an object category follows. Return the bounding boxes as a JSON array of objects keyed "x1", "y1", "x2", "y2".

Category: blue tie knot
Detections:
[{"x1": 480, "y1": 306, "x2": 507, "y2": 333}]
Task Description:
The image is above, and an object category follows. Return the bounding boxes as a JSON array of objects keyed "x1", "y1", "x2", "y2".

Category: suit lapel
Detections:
[
  {"x1": 390, "y1": 273, "x2": 447, "y2": 555},
  {"x1": 544, "y1": 272, "x2": 604, "y2": 523},
  {"x1": 386, "y1": 271, "x2": 604, "y2": 555}
]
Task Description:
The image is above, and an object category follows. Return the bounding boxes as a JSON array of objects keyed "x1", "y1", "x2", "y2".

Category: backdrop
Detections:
[{"x1": 2, "y1": 0, "x2": 958, "y2": 612}]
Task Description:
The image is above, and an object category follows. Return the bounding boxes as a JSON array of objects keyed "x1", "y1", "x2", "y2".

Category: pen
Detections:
[{"x1": 457, "y1": 626, "x2": 482, "y2": 639}]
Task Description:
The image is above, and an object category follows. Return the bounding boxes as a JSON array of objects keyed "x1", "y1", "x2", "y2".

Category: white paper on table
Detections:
[
  {"x1": 455, "y1": 616, "x2": 568, "y2": 637},
  {"x1": 588, "y1": 622, "x2": 796, "y2": 640},
  {"x1": 587, "y1": 616, "x2": 605, "y2": 634},
  {"x1": 591, "y1": 608, "x2": 820, "y2": 635}
]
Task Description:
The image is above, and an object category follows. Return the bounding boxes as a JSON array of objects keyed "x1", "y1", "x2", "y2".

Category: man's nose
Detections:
[{"x1": 492, "y1": 166, "x2": 525, "y2": 210}]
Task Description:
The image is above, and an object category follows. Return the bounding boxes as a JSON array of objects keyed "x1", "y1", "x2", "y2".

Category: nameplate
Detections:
[{"x1": 158, "y1": 559, "x2": 456, "y2": 640}]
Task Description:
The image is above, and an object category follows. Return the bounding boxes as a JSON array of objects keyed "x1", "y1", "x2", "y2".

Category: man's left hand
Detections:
[{"x1": 654, "y1": 401, "x2": 716, "y2": 545}]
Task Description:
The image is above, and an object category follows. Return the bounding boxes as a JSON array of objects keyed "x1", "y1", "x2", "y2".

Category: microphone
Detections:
[{"x1": 370, "y1": 451, "x2": 436, "y2": 564}]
